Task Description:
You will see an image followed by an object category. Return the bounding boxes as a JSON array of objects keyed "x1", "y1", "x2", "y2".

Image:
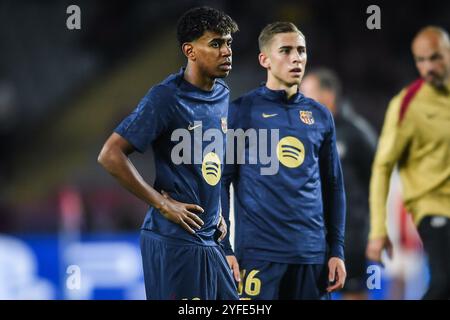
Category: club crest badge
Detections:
[{"x1": 299, "y1": 110, "x2": 314, "y2": 125}]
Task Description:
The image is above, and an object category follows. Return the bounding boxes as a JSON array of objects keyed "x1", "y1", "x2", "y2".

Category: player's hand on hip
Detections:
[
  {"x1": 159, "y1": 190, "x2": 204, "y2": 234},
  {"x1": 366, "y1": 236, "x2": 393, "y2": 264},
  {"x1": 327, "y1": 257, "x2": 346, "y2": 293},
  {"x1": 226, "y1": 255, "x2": 241, "y2": 282},
  {"x1": 216, "y1": 215, "x2": 227, "y2": 241}
]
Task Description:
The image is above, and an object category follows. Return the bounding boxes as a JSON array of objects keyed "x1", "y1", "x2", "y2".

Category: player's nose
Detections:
[
  {"x1": 221, "y1": 45, "x2": 232, "y2": 57},
  {"x1": 291, "y1": 51, "x2": 304, "y2": 64}
]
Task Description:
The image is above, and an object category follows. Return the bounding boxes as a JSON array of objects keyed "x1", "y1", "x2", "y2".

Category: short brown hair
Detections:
[{"x1": 258, "y1": 22, "x2": 305, "y2": 51}]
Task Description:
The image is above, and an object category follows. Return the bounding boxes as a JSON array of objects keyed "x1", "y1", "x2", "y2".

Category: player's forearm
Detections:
[
  {"x1": 320, "y1": 129, "x2": 346, "y2": 259},
  {"x1": 320, "y1": 162, "x2": 346, "y2": 259},
  {"x1": 327, "y1": 183, "x2": 346, "y2": 260},
  {"x1": 368, "y1": 162, "x2": 393, "y2": 239},
  {"x1": 98, "y1": 147, "x2": 165, "y2": 211},
  {"x1": 368, "y1": 105, "x2": 405, "y2": 239},
  {"x1": 220, "y1": 175, "x2": 234, "y2": 254}
]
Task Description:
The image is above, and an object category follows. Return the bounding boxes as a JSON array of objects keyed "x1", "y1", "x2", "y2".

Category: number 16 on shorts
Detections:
[{"x1": 238, "y1": 269, "x2": 261, "y2": 299}]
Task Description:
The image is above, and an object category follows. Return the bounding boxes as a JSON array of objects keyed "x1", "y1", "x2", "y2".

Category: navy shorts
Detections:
[
  {"x1": 140, "y1": 230, "x2": 239, "y2": 300},
  {"x1": 238, "y1": 259, "x2": 330, "y2": 300}
]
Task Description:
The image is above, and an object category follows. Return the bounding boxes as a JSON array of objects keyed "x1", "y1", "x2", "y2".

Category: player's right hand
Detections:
[
  {"x1": 366, "y1": 236, "x2": 393, "y2": 265},
  {"x1": 226, "y1": 255, "x2": 241, "y2": 282},
  {"x1": 159, "y1": 190, "x2": 204, "y2": 234}
]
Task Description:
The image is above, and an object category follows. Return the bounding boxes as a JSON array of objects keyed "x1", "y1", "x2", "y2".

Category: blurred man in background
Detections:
[
  {"x1": 98, "y1": 6, "x2": 239, "y2": 300},
  {"x1": 222, "y1": 22, "x2": 346, "y2": 300},
  {"x1": 301, "y1": 68, "x2": 376, "y2": 299},
  {"x1": 367, "y1": 26, "x2": 450, "y2": 299}
]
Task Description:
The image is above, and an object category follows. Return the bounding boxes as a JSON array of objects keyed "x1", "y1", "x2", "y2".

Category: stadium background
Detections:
[{"x1": 0, "y1": 0, "x2": 448, "y2": 299}]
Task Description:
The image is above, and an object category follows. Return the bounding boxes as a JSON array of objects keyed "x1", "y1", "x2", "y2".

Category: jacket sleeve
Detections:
[
  {"x1": 369, "y1": 92, "x2": 414, "y2": 239},
  {"x1": 320, "y1": 111, "x2": 346, "y2": 260},
  {"x1": 220, "y1": 98, "x2": 241, "y2": 255}
]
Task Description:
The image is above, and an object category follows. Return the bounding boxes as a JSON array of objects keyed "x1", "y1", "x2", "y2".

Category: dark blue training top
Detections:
[
  {"x1": 221, "y1": 85, "x2": 346, "y2": 264},
  {"x1": 115, "y1": 68, "x2": 229, "y2": 246}
]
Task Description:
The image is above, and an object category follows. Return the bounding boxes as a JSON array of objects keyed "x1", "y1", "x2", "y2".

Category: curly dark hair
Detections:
[{"x1": 176, "y1": 6, "x2": 239, "y2": 46}]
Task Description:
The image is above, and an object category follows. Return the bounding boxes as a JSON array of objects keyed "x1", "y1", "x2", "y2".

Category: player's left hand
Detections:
[
  {"x1": 216, "y1": 215, "x2": 227, "y2": 241},
  {"x1": 326, "y1": 257, "x2": 346, "y2": 292}
]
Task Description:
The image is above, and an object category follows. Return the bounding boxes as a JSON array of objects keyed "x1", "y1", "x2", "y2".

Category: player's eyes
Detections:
[
  {"x1": 211, "y1": 42, "x2": 220, "y2": 48},
  {"x1": 430, "y1": 54, "x2": 442, "y2": 61}
]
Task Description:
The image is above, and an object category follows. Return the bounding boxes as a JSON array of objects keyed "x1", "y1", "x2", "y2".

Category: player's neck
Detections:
[
  {"x1": 265, "y1": 78, "x2": 298, "y2": 99},
  {"x1": 328, "y1": 103, "x2": 337, "y2": 115},
  {"x1": 184, "y1": 65, "x2": 215, "y2": 91}
]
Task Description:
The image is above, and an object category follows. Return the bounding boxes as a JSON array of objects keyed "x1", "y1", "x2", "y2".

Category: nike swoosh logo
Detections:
[
  {"x1": 262, "y1": 113, "x2": 278, "y2": 118},
  {"x1": 188, "y1": 124, "x2": 202, "y2": 130}
]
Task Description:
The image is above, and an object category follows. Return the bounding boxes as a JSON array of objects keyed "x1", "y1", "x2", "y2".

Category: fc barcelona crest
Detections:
[
  {"x1": 221, "y1": 117, "x2": 228, "y2": 133},
  {"x1": 299, "y1": 111, "x2": 314, "y2": 125}
]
